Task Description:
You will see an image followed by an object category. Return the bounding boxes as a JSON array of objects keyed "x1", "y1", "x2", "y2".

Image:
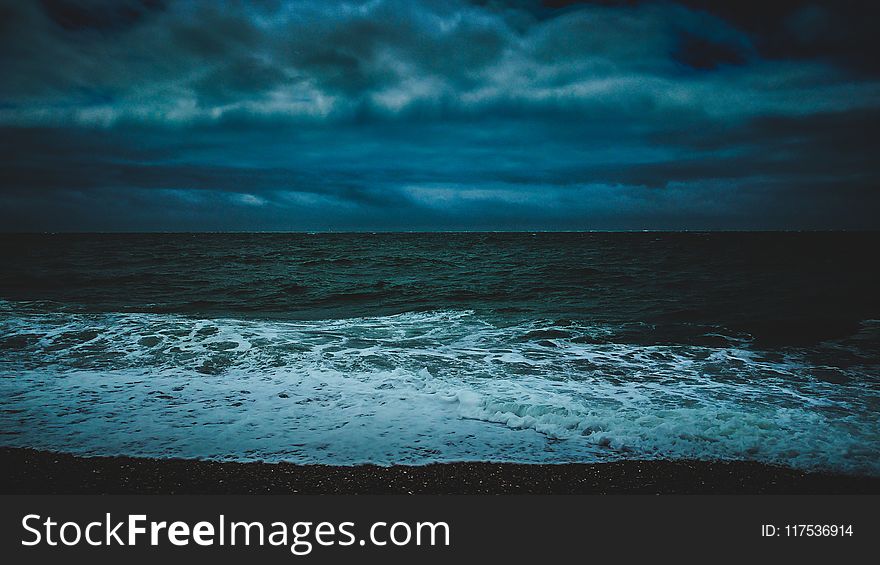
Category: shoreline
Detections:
[{"x1": 3, "y1": 448, "x2": 878, "y2": 494}]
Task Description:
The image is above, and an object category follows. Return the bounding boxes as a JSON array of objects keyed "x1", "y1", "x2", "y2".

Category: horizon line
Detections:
[{"x1": 3, "y1": 229, "x2": 879, "y2": 235}]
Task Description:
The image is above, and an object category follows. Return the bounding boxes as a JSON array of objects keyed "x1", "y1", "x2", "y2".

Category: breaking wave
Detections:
[{"x1": 1, "y1": 301, "x2": 878, "y2": 474}]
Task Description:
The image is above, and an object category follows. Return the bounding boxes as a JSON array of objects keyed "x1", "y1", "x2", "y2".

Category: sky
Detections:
[{"x1": 1, "y1": 0, "x2": 878, "y2": 231}]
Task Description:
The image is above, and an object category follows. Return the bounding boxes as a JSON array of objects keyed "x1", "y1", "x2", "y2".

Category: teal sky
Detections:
[{"x1": 1, "y1": 0, "x2": 879, "y2": 231}]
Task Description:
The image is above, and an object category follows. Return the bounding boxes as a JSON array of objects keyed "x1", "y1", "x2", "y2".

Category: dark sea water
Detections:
[{"x1": 1, "y1": 233, "x2": 879, "y2": 474}]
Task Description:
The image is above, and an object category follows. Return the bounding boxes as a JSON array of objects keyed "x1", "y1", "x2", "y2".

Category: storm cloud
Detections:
[{"x1": 1, "y1": 0, "x2": 878, "y2": 230}]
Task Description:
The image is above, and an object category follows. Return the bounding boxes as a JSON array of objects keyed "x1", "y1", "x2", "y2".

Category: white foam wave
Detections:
[{"x1": 1, "y1": 305, "x2": 878, "y2": 473}]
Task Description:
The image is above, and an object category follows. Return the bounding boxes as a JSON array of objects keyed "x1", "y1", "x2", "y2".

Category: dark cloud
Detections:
[
  {"x1": 537, "y1": 1, "x2": 880, "y2": 76},
  {"x1": 39, "y1": 0, "x2": 166, "y2": 32},
  {"x1": 0, "y1": 0, "x2": 878, "y2": 231},
  {"x1": 671, "y1": 31, "x2": 749, "y2": 71}
]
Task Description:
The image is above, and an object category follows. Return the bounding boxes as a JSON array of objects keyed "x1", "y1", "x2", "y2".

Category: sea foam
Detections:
[{"x1": 1, "y1": 303, "x2": 878, "y2": 474}]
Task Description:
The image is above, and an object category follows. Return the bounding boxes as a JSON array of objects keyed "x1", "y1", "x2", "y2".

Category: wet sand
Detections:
[{"x1": 3, "y1": 448, "x2": 878, "y2": 494}]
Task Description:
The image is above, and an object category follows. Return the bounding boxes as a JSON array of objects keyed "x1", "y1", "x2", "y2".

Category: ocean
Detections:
[{"x1": 1, "y1": 233, "x2": 878, "y2": 474}]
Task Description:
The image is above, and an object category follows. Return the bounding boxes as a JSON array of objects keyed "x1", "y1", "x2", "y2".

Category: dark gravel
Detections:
[{"x1": 3, "y1": 448, "x2": 878, "y2": 494}]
